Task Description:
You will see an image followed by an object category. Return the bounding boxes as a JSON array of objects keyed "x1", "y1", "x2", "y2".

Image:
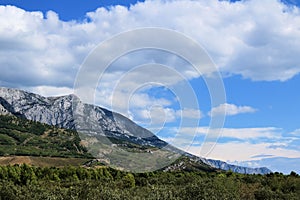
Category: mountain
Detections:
[
  {"x1": 0, "y1": 87, "x2": 166, "y2": 147},
  {"x1": 0, "y1": 87, "x2": 271, "y2": 174}
]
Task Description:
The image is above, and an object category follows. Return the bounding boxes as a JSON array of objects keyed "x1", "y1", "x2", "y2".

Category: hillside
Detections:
[
  {"x1": 0, "y1": 115, "x2": 92, "y2": 159},
  {"x1": 0, "y1": 114, "x2": 95, "y2": 167},
  {"x1": 0, "y1": 114, "x2": 215, "y2": 172}
]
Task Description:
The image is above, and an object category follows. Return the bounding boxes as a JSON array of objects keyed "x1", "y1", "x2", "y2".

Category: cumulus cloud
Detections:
[
  {"x1": 209, "y1": 103, "x2": 257, "y2": 117},
  {"x1": 0, "y1": 6, "x2": 82, "y2": 88},
  {"x1": 0, "y1": 0, "x2": 300, "y2": 91},
  {"x1": 129, "y1": 106, "x2": 203, "y2": 126}
]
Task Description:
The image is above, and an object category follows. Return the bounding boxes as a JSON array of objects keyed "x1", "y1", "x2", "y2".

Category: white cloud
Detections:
[
  {"x1": 160, "y1": 127, "x2": 285, "y2": 152},
  {"x1": 136, "y1": 106, "x2": 177, "y2": 124},
  {"x1": 188, "y1": 141, "x2": 300, "y2": 162},
  {"x1": 289, "y1": 129, "x2": 300, "y2": 137},
  {"x1": 0, "y1": 6, "x2": 81, "y2": 88},
  {"x1": 196, "y1": 127, "x2": 281, "y2": 140},
  {"x1": 129, "y1": 107, "x2": 203, "y2": 127},
  {"x1": 176, "y1": 108, "x2": 203, "y2": 119},
  {"x1": 130, "y1": 93, "x2": 172, "y2": 109},
  {"x1": 1, "y1": 0, "x2": 300, "y2": 93},
  {"x1": 27, "y1": 86, "x2": 74, "y2": 97},
  {"x1": 209, "y1": 103, "x2": 257, "y2": 117}
]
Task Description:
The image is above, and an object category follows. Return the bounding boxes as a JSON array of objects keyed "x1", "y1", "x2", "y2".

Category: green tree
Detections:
[
  {"x1": 20, "y1": 164, "x2": 37, "y2": 185},
  {"x1": 122, "y1": 173, "x2": 135, "y2": 188}
]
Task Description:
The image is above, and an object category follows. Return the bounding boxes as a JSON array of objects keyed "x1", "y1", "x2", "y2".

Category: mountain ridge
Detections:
[{"x1": 0, "y1": 87, "x2": 271, "y2": 174}]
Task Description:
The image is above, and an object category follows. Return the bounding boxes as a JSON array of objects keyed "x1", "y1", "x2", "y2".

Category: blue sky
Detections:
[
  {"x1": 0, "y1": 0, "x2": 144, "y2": 21},
  {"x1": 0, "y1": 0, "x2": 300, "y2": 174}
]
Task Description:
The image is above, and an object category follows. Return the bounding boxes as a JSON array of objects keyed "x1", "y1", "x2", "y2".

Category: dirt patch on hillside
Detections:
[
  {"x1": 0, "y1": 156, "x2": 90, "y2": 167},
  {"x1": 0, "y1": 156, "x2": 32, "y2": 165}
]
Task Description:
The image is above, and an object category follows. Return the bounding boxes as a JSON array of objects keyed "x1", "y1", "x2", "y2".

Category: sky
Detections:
[{"x1": 0, "y1": 0, "x2": 300, "y2": 174}]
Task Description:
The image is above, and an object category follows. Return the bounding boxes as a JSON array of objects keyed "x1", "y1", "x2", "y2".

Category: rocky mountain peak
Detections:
[{"x1": 0, "y1": 87, "x2": 272, "y2": 174}]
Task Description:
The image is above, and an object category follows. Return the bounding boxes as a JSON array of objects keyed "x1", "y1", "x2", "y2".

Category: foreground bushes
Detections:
[{"x1": 0, "y1": 164, "x2": 299, "y2": 200}]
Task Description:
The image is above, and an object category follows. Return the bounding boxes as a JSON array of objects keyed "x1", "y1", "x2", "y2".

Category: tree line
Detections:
[{"x1": 0, "y1": 164, "x2": 299, "y2": 200}]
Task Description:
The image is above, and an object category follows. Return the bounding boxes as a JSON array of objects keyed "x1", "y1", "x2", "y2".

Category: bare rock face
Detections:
[
  {"x1": 0, "y1": 87, "x2": 75, "y2": 129},
  {"x1": 0, "y1": 87, "x2": 271, "y2": 174}
]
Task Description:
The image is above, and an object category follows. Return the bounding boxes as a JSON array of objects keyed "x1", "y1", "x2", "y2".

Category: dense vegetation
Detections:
[
  {"x1": 0, "y1": 115, "x2": 92, "y2": 158},
  {"x1": 0, "y1": 164, "x2": 299, "y2": 200}
]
